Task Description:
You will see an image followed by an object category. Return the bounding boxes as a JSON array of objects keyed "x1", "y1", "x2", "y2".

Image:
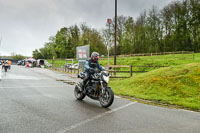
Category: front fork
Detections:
[
  {"x1": 100, "y1": 81, "x2": 106, "y2": 95},
  {"x1": 77, "y1": 82, "x2": 83, "y2": 92}
]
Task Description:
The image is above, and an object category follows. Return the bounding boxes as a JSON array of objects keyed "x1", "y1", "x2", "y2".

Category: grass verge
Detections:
[{"x1": 109, "y1": 63, "x2": 200, "y2": 111}]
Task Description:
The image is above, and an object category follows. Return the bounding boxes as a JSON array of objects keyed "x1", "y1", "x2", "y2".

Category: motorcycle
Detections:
[
  {"x1": 3, "y1": 63, "x2": 9, "y2": 72},
  {"x1": 74, "y1": 70, "x2": 114, "y2": 108}
]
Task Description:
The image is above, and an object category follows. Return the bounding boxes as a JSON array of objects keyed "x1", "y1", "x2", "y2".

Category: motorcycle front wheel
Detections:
[
  {"x1": 99, "y1": 87, "x2": 114, "y2": 108},
  {"x1": 74, "y1": 84, "x2": 86, "y2": 100}
]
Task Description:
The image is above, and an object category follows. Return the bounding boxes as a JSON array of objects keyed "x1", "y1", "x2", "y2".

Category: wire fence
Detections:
[{"x1": 100, "y1": 51, "x2": 195, "y2": 60}]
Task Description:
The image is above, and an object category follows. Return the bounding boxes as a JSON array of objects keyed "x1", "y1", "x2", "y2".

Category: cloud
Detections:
[{"x1": 0, "y1": 0, "x2": 174, "y2": 56}]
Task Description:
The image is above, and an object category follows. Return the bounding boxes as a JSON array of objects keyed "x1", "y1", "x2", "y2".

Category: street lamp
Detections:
[{"x1": 107, "y1": 18, "x2": 112, "y2": 69}]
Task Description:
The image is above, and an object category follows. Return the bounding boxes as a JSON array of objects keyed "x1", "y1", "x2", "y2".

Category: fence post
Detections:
[
  {"x1": 193, "y1": 51, "x2": 194, "y2": 60},
  {"x1": 130, "y1": 66, "x2": 132, "y2": 77},
  {"x1": 182, "y1": 51, "x2": 184, "y2": 59}
]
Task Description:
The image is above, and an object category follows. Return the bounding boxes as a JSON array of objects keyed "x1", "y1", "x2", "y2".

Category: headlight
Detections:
[{"x1": 103, "y1": 75, "x2": 109, "y2": 83}]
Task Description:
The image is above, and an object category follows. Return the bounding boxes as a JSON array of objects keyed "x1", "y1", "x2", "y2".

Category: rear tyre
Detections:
[
  {"x1": 74, "y1": 84, "x2": 86, "y2": 100},
  {"x1": 99, "y1": 88, "x2": 114, "y2": 108}
]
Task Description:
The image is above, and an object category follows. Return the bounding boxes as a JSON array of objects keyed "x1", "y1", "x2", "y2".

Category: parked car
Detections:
[
  {"x1": 71, "y1": 63, "x2": 79, "y2": 69},
  {"x1": 17, "y1": 60, "x2": 22, "y2": 65},
  {"x1": 45, "y1": 61, "x2": 52, "y2": 67},
  {"x1": 65, "y1": 63, "x2": 73, "y2": 69},
  {"x1": 37, "y1": 59, "x2": 45, "y2": 68}
]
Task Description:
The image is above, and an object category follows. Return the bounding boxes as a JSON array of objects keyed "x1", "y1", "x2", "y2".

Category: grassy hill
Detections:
[
  {"x1": 100, "y1": 53, "x2": 198, "y2": 71},
  {"x1": 109, "y1": 63, "x2": 200, "y2": 111},
  {"x1": 48, "y1": 53, "x2": 199, "y2": 68}
]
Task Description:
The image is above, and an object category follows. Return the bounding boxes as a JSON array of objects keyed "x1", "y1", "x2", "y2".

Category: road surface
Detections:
[{"x1": 0, "y1": 65, "x2": 199, "y2": 133}]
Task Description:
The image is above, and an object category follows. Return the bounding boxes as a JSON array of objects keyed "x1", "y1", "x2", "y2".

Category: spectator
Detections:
[{"x1": 8, "y1": 60, "x2": 12, "y2": 70}]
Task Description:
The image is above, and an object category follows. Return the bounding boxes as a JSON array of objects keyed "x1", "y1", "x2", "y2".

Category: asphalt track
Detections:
[{"x1": 0, "y1": 65, "x2": 199, "y2": 133}]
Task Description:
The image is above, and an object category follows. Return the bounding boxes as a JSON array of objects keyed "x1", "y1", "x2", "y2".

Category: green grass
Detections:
[
  {"x1": 47, "y1": 59, "x2": 78, "y2": 68},
  {"x1": 47, "y1": 53, "x2": 199, "y2": 70},
  {"x1": 100, "y1": 53, "x2": 198, "y2": 71},
  {"x1": 109, "y1": 63, "x2": 200, "y2": 111}
]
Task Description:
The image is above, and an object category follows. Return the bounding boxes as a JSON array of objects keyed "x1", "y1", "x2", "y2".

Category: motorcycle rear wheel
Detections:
[
  {"x1": 74, "y1": 84, "x2": 86, "y2": 100},
  {"x1": 99, "y1": 88, "x2": 114, "y2": 108}
]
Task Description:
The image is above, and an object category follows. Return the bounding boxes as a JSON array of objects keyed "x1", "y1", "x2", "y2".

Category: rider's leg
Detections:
[
  {"x1": 83, "y1": 74, "x2": 89, "y2": 86},
  {"x1": 82, "y1": 73, "x2": 90, "y2": 93}
]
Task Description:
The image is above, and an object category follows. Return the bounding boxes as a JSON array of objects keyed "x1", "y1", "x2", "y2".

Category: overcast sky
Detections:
[{"x1": 0, "y1": 0, "x2": 174, "y2": 56}]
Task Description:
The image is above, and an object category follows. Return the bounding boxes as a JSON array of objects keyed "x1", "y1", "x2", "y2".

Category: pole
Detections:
[
  {"x1": 0, "y1": 37, "x2": 2, "y2": 60},
  {"x1": 130, "y1": 66, "x2": 132, "y2": 77},
  {"x1": 0, "y1": 36, "x2": 2, "y2": 46},
  {"x1": 108, "y1": 23, "x2": 110, "y2": 70},
  {"x1": 52, "y1": 56, "x2": 54, "y2": 67},
  {"x1": 108, "y1": 45, "x2": 109, "y2": 70},
  {"x1": 114, "y1": 0, "x2": 117, "y2": 65},
  {"x1": 107, "y1": 18, "x2": 112, "y2": 71}
]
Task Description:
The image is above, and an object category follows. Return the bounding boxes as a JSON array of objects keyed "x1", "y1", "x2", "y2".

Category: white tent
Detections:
[{"x1": 27, "y1": 57, "x2": 36, "y2": 62}]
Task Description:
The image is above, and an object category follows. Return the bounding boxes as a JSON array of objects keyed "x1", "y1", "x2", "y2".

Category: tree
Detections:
[
  {"x1": 33, "y1": 0, "x2": 200, "y2": 58},
  {"x1": 32, "y1": 49, "x2": 43, "y2": 59},
  {"x1": 11, "y1": 54, "x2": 25, "y2": 60},
  {"x1": 80, "y1": 24, "x2": 107, "y2": 55},
  {"x1": 121, "y1": 16, "x2": 135, "y2": 54}
]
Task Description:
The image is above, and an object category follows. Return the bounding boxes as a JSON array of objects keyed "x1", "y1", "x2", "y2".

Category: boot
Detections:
[{"x1": 80, "y1": 82, "x2": 86, "y2": 94}]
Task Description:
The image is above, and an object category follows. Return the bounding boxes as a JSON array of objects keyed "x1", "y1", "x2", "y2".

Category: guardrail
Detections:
[{"x1": 51, "y1": 66, "x2": 80, "y2": 74}]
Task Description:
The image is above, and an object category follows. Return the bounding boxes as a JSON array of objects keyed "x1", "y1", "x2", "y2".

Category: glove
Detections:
[
  {"x1": 89, "y1": 68, "x2": 95, "y2": 73},
  {"x1": 106, "y1": 72, "x2": 110, "y2": 76}
]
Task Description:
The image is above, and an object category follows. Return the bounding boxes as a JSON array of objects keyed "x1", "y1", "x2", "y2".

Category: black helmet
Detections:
[{"x1": 91, "y1": 52, "x2": 100, "y2": 62}]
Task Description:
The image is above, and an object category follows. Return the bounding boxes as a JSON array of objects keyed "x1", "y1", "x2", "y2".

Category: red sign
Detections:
[{"x1": 107, "y1": 19, "x2": 112, "y2": 24}]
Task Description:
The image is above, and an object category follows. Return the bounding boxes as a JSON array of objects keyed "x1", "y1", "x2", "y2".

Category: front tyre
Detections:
[
  {"x1": 99, "y1": 87, "x2": 114, "y2": 108},
  {"x1": 74, "y1": 84, "x2": 86, "y2": 100}
]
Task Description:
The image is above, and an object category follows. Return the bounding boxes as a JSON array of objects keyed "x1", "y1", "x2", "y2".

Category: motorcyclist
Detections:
[
  {"x1": 2, "y1": 60, "x2": 5, "y2": 69},
  {"x1": 2, "y1": 60, "x2": 8, "y2": 69},
  {"x1": 82, "y1": 52, "x2": 105, "y2": 92}
]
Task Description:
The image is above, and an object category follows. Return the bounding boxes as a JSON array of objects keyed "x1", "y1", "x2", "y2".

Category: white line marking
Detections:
[
  {"x1": 57, "y1": 102, "x2": 137, "y2": 133},
  {"x1": 179, "y1": 109, "x2": 199, "y2": 114},
  {"x1": 0, "y1": 86, "x2": 66, "y2": 89}
]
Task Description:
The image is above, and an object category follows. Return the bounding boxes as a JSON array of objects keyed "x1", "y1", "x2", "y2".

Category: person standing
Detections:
[{"x1": 8, "y1": 60, "x2": 12, "y2": 70}]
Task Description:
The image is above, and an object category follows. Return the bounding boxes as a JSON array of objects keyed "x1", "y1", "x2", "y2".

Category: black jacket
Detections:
[{"x1": 84, "y1": 59, "x2": 104, "y2": 74}]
